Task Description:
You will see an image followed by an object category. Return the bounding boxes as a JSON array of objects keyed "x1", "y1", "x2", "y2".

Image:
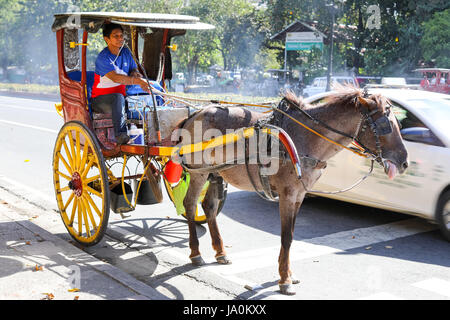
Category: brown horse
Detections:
[{"x1": 174, "y1": 87, "x2": 409, "y2": 295}]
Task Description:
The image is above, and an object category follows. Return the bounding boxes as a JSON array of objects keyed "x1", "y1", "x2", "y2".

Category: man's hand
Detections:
[{"x1": 105, "y1": 70, "x2": 152, "y2": 93}]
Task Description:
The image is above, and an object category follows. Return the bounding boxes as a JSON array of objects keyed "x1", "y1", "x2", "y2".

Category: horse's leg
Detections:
[
  {"x1": 289, "y1": 200, "x2": 303, "y2": 285},
  {"x1": 183, "y1": 172, "x2": 209, "y2": 266},
  {"x1": 278, "y1": 190, "x2": 303, "y2": 295},
  {"x1": 202, "y1": 176, "x2": 231, "y2": 264}
]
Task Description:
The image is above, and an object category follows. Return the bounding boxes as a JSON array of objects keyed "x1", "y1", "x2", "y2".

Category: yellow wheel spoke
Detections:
[
  {"x1": 62, "y1": 139, "x2": 74, "y2": 170},
  {"x1": 79, "y1": 142, "x2": 89, "y2": 174},
  {"x1": 80, "y1": 199, "x2": 91, "y2": 238},
  {"x1": 81, "y1": 157, "x2": 95, "y2": 179},
  {"x1": 63, "y1": 192, "x2": 75, "y2": 211},
  {"x1": 68, "y1": 130, "x2": 77, "y2": 171},
  {"x1": 85, "y1": 192, "x2": 102, "y2": 218},
  {"x1": 69, "y1": 197, "x2": 78, "y2": 226},
  {"x1": 77, "y1": 197, "x2": 83, "y2": 236},
  {"x1": 84, "y1": 174, "x2": 101, "y2": 185},
  {"x1": 75, "y1": 131, "x2": 81, "y2": 170},
  {"x1": 56, "y1": 170, "x2": 72, "y2": 181},
  {"x1": 85, "y1": 185, "x2": 102, "y2": 198},
  {"x1": 58, "y1": 186, "x2": 71, "y2": 193},
  {"x1": 82, "y1": 196, "x2": 97, "y2": 230},
  {"x1": 57, "y1": 152, "x2": 73, "y2": 176}
]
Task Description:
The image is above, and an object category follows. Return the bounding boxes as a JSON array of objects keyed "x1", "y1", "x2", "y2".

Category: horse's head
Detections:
[{"x1": 356, "y1": 94, "x2": 409, "y2": 179}]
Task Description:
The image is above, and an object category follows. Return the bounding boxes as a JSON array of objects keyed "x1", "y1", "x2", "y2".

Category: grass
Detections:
[
  {"x1": 0, "y1": 82, "x2": 281, "y2": 107},
  {"x1": 0, "y1": 82, "x2": 60, "y2": 95}
]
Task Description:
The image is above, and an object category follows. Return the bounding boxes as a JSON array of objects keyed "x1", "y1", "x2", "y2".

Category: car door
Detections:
[{"x1": 337, "y1": 101, "x2": 446, "y2": 215}]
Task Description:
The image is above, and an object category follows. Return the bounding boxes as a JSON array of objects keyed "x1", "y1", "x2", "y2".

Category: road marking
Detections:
[
  {"x1": 413, "y1": 278, "x2": 450, "y2": 298},
  {"x1": 0, "y1": 103, "x2": 55, "y2": 113},
  {"x1": 202, "y1": 217, "x2": 437, "y2": 275},
  {"x1": 0, "y1": 119, "x2": 58, "y2": 134},
  {"x1": 0, "y1": 175, "x2": 55, "y2": 203},
  {"x1": 108, "y1": 218, "x2": 437, "y2": 298}
]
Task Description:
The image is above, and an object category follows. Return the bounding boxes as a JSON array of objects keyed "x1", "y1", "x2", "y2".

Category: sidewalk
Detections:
[{"x1": 0, "y1": 187, "x2": 168, "y2": 300}]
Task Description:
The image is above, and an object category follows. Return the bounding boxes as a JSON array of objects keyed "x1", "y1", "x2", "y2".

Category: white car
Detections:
[
  {"x1": 303, "y1": 76, "x2": 359, "y2": 97},
  {"x1": 305, "y1": 89, "x2": 450, "y2": 241}
]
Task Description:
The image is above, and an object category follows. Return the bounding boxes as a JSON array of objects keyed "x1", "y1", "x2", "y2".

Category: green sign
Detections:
[{"x1": 286, "y1": 42, "x2": 323, "y2": 51}]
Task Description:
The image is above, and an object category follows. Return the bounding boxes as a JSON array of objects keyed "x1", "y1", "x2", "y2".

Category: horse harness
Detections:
[
  {"x1": 244, "y1": 92, "x2": 396, "y2": 201},
  {"x1": 176, "y1": 93, "x2": 394, "y2": 202}
]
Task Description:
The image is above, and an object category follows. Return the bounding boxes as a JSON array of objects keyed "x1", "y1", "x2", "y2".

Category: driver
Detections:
[{"x1": 91, "y1": 23, "x2": 151, "y2": 144}]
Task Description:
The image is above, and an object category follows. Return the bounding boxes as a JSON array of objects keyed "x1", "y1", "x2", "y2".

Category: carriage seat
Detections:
[{"x1": 67, "y1": 70, "x2": 95, "y2": 115}]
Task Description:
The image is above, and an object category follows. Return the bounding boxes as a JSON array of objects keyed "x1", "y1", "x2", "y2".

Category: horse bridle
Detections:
[
  {"x1": 353, "y1": 98, "x2": 395, "y2": 167},
  {"x1": 281, "y1": 93, "x2": 396, "y2": 169}
]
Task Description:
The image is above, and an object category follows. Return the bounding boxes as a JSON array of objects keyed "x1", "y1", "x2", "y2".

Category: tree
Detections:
[
  {"x1": 0, "y1": 0, "x2": 24, "y2": 78},
  {"x1": 420, "y1": 8, "x2": 450, "y2": 68}
]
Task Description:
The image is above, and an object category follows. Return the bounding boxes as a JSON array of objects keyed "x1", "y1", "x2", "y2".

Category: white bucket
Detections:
[{"x1": 128, "y1": 124, "x2": 144, "y2": 145}]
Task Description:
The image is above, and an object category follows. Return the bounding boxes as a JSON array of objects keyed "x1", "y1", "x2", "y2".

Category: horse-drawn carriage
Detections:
[
  {"x1": 51, "y1": 12, "x2": 409, "y2": 295},
  {"x1": 51, "y1": 12, "x2": 228, "y2": 246}
]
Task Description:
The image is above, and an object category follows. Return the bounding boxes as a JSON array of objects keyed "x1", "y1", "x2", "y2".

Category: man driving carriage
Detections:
[{"x1": 91, "y1": 23, "x2": 152, "y2": 144}]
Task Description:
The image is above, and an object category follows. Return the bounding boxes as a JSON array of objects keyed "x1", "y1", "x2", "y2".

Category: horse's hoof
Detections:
[
  {"x1": 291, "y1": 276, "x2": 300, "y2": 284},
  {"x1": 190, "y1": 255, "x2": 205, "y2": 266},
  {"x1": 279, "y1": 283, "x2": 296, "y2": 296},
  {"x1": 216, "y1": 255, "x2": 232, "y2": 265}
]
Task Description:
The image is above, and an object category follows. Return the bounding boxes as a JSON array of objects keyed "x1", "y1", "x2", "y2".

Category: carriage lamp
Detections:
[
  {"x1": 69, "y1": 42, "x2": 89, "y2": 49},
  {"x1": 167, "y1": 44, "x2": 178, "y2": 51}
]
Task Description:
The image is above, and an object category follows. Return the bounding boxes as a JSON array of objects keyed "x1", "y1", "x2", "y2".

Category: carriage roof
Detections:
[{"x1": 52, "y1": 12, "x2": 215, "y2": 32}]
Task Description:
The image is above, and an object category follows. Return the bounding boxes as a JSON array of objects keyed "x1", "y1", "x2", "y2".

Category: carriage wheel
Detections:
[
  {"x1": 53, "y1": 121, "x2": 110, "y2": 246},
  {"x1": 164, "y1": 173, "x2": 227, "y2": 225}
]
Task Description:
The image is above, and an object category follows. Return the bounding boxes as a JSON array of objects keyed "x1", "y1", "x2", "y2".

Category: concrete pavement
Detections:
[{"x1": 0, "y1": 186, "x2": 168, "y2": 300}]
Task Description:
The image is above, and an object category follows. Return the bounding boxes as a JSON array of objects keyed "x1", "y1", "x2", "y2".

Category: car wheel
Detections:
[{"x1": 436, "y1": 191, "x2": 450, "y2": 242}]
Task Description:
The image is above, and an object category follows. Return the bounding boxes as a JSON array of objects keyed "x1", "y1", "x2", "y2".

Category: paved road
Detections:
[{"x1": 0, "y1": 93, "x2": 449, "y2": 300}]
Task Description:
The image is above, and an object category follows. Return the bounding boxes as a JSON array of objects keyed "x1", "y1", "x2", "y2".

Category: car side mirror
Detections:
[{"x1": 400, "y1": 127, "x2": 443, "y2": 146}]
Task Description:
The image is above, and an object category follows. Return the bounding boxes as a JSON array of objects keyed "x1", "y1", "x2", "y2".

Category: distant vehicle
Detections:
[
  {"x1": 305, "y1": 89, "x2": 450, "y2": 241},
  {"x1": 414, "y1": 68, "x2": 450, "y2": 95},
  {"x1": 381, "y1": 77, "x2": 407, "y2": 85},
  {"x1": 302, "y1": 76, "x2": 359, "y2": 97}
]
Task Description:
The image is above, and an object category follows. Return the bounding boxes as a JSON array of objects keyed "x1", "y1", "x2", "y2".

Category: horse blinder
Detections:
[{"x1": 374, "y1": 114, "x2": 393, "y2": 136}]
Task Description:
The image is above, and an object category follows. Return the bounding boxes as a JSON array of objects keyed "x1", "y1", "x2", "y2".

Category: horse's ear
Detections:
[{"x1": 358, "y1": 96, "x2": 371, "y2": 108}]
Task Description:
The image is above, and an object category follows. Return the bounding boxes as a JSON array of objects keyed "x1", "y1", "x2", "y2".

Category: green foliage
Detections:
[
  {"x1": 0, "y1": 0, "x2": 448, "y2": 85},
  {"x1": 420, "y1": 8, "x2": 450, "y2": 68}
]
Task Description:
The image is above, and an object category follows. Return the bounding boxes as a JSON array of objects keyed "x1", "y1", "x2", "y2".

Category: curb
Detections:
[{"x1": 0, "y1": 185, "x2": 169, "y2": 300}]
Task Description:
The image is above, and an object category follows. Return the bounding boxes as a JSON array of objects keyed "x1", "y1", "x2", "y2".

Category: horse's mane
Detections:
[{"x1": 282, "y1": 84, "x2": 388, "y2": 112}]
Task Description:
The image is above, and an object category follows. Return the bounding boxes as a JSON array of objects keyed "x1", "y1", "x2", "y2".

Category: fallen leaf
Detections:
[
  {"x1": 385, "y1": 246, "x2": 393, "y2": 249},
  {"x1": 34, "y1": 265, "x2": 44, "y2": 271},
  {"x1": 352, "y1": 236, "x2": 355, "y2": 239},
  {"x1": 41, "y1": 293, "x2": 54, "y2": 300},
  {"x1": 68, "y1": 288, "x2": 80, "y2": 292},
  {"x1": 365, "y1": 246, "x2": 372, "y2": 250},
  {"x1": 24, "y1": 159, "x2": 30, "y2": 162},
  {"x1": 25, "y1": 241, "x2": 31, "y2": 245}
]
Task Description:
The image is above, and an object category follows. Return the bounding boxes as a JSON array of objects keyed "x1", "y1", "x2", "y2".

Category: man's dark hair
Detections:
[{"x1": 102, "y1": 23, "x2": 123, "y2": 38}]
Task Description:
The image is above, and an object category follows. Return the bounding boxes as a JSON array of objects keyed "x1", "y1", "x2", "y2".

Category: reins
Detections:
[
  {"x1": 149, "y1": 89, "x2": 389, "y2": 196},
  {"x1": 152, "y1": 88, "x2": 373, "y2": 160}
]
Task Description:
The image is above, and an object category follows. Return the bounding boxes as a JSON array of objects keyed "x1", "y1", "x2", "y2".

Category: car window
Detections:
[
  {"x1": 391, "y1": 101, "x2": 444, "y2": 147},
  {"x1": 391, "y1": 103, "x2": 425, "y2": 129}
]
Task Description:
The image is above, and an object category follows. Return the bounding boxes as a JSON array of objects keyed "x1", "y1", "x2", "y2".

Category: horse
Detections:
[{"x1": 173, "y1": 86, "x2": 409, "y2": 295}]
